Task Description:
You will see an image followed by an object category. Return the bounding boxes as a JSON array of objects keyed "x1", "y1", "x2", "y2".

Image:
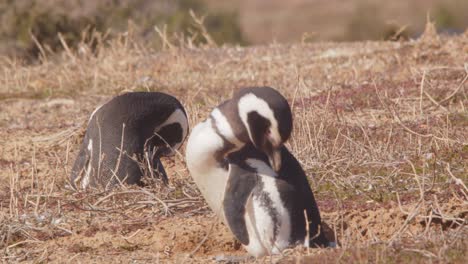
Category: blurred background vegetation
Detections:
[{"x1": 0, "y1": 0, "x2": 467, "y2": 61}]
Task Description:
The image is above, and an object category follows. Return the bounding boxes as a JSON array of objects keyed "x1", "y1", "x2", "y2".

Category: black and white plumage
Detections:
[
  {"x1": 70, "y1": 92, "x2": 188, "y2": 189},
  {"x1": 186, "y1": 86, "x2": 327, "y2": 257},
  {"x1": 224, "y1": 145, "x2": 327, "y2": 255}
]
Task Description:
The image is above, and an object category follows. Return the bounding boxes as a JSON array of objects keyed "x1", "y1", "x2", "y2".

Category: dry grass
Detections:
[{"x1": 0, "y1": 22, "x2": 467, "y2": 263}]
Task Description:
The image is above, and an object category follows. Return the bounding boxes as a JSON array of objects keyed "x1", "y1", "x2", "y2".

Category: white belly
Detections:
[
  {"x1": 185, "y1": 120, "x2": 229, "y2": 218},
  {"x1": 243, "y1": 159, "x2": 292, "y2": 257}
]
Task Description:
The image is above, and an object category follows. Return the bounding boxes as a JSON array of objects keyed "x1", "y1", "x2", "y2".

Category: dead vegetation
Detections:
[{"x1": 0, "y1": 21, "x2": 467, "y2": 263}]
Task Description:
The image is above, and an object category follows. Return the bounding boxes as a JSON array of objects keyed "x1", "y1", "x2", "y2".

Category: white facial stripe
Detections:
[
  {"x1": 155, "y1": 109, "x2": 189, "y2": 150},
  {"x1": 237, "y1": 94, "x2": 281, "y2": 146},
  {"x1": 211, "y1": 108, "x2": 243, "y2": 146}
]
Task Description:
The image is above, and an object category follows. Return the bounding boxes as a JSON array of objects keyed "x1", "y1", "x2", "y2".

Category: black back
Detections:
[
  {"x1": 70, "y1": 92, "x2": 187, "y2": 189},
  {"x1": 277, "y1": 147, "x2": 327, "y2": 246}
]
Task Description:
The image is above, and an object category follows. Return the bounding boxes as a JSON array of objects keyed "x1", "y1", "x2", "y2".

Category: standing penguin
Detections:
[
  {"x1": 186, "y1": 87, "x2": 328, "y2": 257},
  {"x1": 70, "y1": 92, "x2": 188, "y2": 190}
]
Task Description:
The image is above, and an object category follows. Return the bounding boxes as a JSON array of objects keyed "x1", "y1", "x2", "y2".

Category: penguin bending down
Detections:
[
  {"x1": 185, "y1": 87, "x2": 328, "y2": 257},
  {"x1": 70, "y1": 92, "x2": 188, "y2": 190}
]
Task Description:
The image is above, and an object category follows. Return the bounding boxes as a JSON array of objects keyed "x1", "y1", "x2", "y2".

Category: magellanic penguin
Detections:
[
  {"x1": 70, "y1": 92, "x2": 188, "y2": 190},
  {"x1": 185, "y1": 86, "x2": 328, "y2": 257}
]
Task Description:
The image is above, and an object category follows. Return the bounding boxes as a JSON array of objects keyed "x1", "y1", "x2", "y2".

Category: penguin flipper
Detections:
[{"x1": 223, "y1": 163, "x2": 257, "y2": 245}]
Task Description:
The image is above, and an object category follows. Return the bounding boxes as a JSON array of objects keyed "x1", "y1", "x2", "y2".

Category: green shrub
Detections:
[{"x1": 0, "y1": 0, "x2": 246, "y2": 60}]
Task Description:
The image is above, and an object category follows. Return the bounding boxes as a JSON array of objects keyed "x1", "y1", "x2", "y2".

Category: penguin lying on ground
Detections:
[
  {"x1": 186, "y1": 86, "x2": 328, "y2": 257},
  {"x1": 70, "y1": 92, "x2": 188, "y2": 190}
]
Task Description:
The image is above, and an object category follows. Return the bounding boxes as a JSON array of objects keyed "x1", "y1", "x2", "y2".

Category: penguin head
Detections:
[
  {"x1": 235, "y1": 87, "x2": 292, "y2": 172},
  {"x1": 150, "y1": 108, "x2": 189, "y2": 158}
]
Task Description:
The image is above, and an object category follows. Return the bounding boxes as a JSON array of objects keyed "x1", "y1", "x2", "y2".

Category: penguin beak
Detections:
[
  {"x1": 267, "y1": 148, "x2": 282, "y2": 172},
  {"x1": 155, "y1": 159, "x2": 169, "y2": 184}
]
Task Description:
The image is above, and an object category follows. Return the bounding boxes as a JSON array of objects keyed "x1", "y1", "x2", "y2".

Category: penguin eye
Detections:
[{"x1": 265, "y1": 128, "x2": 283, "y2": 148}]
